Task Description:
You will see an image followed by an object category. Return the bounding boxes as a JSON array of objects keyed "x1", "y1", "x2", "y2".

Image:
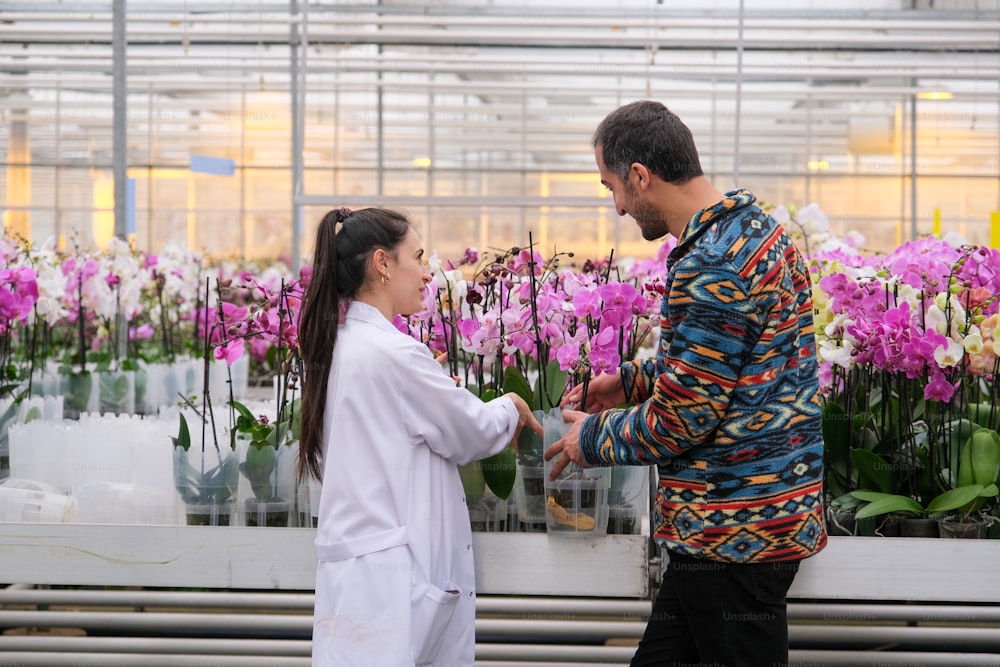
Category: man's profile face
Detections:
[{"x1": 595, "y1": 147, "x2": 668, "y2": 241}]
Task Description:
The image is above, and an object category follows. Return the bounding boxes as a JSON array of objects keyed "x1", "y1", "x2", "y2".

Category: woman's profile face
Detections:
[{"x1": 387, "y1": 227, "x2": 432, "y2": 317}]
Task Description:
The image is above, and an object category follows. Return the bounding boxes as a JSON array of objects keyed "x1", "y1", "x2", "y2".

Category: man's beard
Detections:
[{"x1": 625, "y1": 189, "x2": 669, "y2": 240}]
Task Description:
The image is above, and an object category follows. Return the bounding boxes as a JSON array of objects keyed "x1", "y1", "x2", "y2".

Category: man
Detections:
[{"x1": 546, "y1": 100, "x2": 827, "y2": 667}]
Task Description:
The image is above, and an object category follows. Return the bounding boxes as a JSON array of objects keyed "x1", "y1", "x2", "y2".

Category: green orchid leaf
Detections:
[
  {"x1": 503, "y1": 367, "x2": 534, "y2": 410},
  {"x1": 65, "y1": 371, "x2": 93, "y2": 412},
  {"x1": 853, "y1": 493, "x2": 922, "y2": 519},
  {"x1": 231, "y1": 399, "x2": 255, "y2": 420},
  {"x1": 458, "y1": 461, "x2": 486, "y2": 498},
  {"x1": 822, "y1": 402, "x2": 850, "y2": 454},
  {"x1": 825, "y1": 470, "x2": 850, "y2": 500},
  {"x1": 480, "y1": 445, "x2": 517, "y2": 500},
  {"x1": 171, "y1": 413, "x2": 191, "y2": 451},
  {"x1": 287, "y1": 397, "x2": 303, "y2": 441},
  {"x1": 970, "y1": 428, "x2": 1000, "y2": 486},
  {"x1": 850, "y1": 489, "x2": 892, "y2": 503},
  {"x1": 830, "y1": 491, "x2": 865, "y2": 511},
  {"x1": 539, "y1": 359, "x2": 568, "y2": 412},
  {"x1": 926, "y1": 484, "x2": 985, "y2": 516},
  {"x1": 968, "y1": 402, "x2": 1000, "y2": 431},
  {"x1": 947, "y1": 419, "x2": 979, "y2": 486},
  {"x1": 958, "y1": 427, "x2": 1000, "y2": 487},
  {"x1": 242, "y1": 442, "x2": 277, "y2": 499},
  {"x1": 851, "y1": 448, "x2": 893, "y2": 493}
]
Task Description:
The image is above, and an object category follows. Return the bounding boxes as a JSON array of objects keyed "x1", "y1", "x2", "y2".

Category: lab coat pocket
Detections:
[{"x1": 412, "y1": 580, "x2": 461, "y2": 665}]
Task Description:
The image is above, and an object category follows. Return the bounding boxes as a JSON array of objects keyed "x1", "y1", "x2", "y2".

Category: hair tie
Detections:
[{"x1": 335, "y1": 207, "x2": 352, "y2": 224}]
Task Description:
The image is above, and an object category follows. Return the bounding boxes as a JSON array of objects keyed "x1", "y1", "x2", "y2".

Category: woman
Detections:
[{"x1": 297, "y1": 207, "x2": 541, "y2": 666}]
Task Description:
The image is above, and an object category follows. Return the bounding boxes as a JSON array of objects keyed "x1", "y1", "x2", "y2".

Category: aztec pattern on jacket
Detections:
[{"x1": 579, "y1": 189, "x2": 828, "y2": 563}]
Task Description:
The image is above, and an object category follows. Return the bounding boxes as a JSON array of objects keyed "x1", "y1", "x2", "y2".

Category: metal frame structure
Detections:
[{"x1": 2, "y1": 1, "x2": 999, "y2": 264}]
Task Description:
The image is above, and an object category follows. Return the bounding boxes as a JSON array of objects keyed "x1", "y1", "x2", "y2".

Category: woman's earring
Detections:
[{"x1": 381, "y1": 273, "x2": 389, "y2": 284}]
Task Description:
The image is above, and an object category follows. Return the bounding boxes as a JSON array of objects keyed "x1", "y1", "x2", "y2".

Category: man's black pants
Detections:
[{"x1": 630, "y1": 551, "x2": 799, "y2": 667}]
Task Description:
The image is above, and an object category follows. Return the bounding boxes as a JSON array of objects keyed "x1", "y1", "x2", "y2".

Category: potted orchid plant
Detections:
[
  {"x1": 212, "y1": 274, "x2": 305, "y2": 527},
  {"x1": 171, "y1": 277, "x2": 239, "y2": 526},
  {"x1": 812, "y1": 224, "x2": 1000, "y2": 538},
  {"x1": 397, "y1": 234, "x2": 667, "y2": 532},
  {"x1": 0, "y1": 233, "x2": 40, "y2": 477}
]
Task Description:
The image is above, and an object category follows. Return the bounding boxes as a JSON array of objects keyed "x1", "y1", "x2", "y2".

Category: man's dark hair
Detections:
[{"x1": 592, "y1": 100, "x2": 704, "y2": 185}]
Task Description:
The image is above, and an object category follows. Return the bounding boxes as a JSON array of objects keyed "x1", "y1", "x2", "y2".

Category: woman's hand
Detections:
[
  {"x1": 506, "y1": 393, "x2": 543, "y2": 452},
  {"x1": 435, "y1": 352, "x2": 461, "y2": 386},
  {"x1": 560, "y1": 372, "x2": 625, "y2": 413}
]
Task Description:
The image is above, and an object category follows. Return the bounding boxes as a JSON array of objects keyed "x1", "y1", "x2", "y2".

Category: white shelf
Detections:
[
  {"x1": 0, "y1": 524, "x2": 650, "y2": 597},
  {"x1": 0, "y1": 525, "x2": 996, "y2": 603}
]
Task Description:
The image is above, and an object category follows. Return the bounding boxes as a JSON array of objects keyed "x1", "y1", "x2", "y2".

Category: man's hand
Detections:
[
  {"x1": 543, "y1": 409, "x2": 590, "y2": 481},
  {"x1": 560, "y1": 372, "x2": 626, "y2": 413}
]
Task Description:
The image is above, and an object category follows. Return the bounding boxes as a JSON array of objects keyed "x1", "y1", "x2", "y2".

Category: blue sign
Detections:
[
  {"x1": 127, "y1": 177, "x2": 136, "y2": 235},
  {"x1": 189, "y1": 154, "x2": 236, "y2": 176}
]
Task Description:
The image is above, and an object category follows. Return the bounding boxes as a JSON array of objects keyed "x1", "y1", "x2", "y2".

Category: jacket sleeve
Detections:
[
  {"x1": 399, "y1": 340, "x2": 519, "y2": 465},
  {"x1": 579, "y1": 257, "x2": 763, "y2": 466},
  {"x1": 619, "y1": 358, "x2": 664, "y2": 404}
]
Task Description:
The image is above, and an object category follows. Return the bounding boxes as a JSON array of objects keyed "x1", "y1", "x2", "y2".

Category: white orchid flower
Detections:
[
  {"x1": 933, "y1": 338, "x2": 964, "y2": 368},
  {"x1": 924, "y1": 303, "x2": 948, "y2": 335},
  {"x1": 770, "y1": 205, "x2": 791, "y2": 225},
  {"x1": 819, "y1": 338, "x2": 854, "y2": 370},
  {"x1": 448, "y1": 271, "x2": 468, "y2": 300},
  {"x1": 962, "y1": 328, "x2": 984, "y2": 355},
  {"x1": 426, "y1": 252, "x2": 442, "y2": 276},
  {"x1": 796, "y1": 203, "x2": 829, "y2": 236}
]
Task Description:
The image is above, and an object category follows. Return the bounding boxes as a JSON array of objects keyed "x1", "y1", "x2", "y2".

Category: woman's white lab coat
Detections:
[{"x1": 312, "y1": 300, "x2": 518, "y2": 666}]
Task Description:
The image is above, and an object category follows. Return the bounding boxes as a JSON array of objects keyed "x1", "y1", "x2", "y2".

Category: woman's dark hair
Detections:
[
  {"x1": 296, "y1": 207, "x2": 411, "y2": 482},
  {"x1": 592, "y1": 100, "x2": 704, "y2": 185}
]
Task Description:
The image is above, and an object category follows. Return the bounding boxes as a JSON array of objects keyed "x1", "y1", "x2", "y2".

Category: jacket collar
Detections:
[
  {"x1": 668, "y1": 189, "x2": 757, "y2": 265},
  {"x1": 345, "y1": 299, "x2": 400, "y2": 334}
]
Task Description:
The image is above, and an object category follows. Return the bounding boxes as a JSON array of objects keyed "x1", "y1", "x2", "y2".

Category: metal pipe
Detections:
[
  {"x1": 476, "y1": 619, "x2": 644, "y2": 639},
  {"x1": 4, "y1": 51, "x2": 1000, "y2": 83},
  {"x1": 732, "y1": 0, "x2": 745, "y2": 188},
  {"x1": 7, "y1": 607, "x2": 1000, "y2": 647},
  {"x1": 289, "y1": 0, "x2": 302, "y2": 274},
  {"x1": 476, "y1": 663, "x2": 626, "y2": 667},
  {"x1": 0, "y1": 589, "x2": 315, "y2": 609},
  {"x1": 789, "y1": 650, "x2": 1000, "y2": 666},
  {"x1": 477, "y1": 597, "x2": 649, "y2": 618},
  {"x1": 474, "y1": 644, "x2": 634, "y2": 662},
  {"x1": 911, "y1": 92, "x2": 918, "y2": 241},
  {"x1": 789, "y1": 624, "x2": 1000, "y2": 648},
  {"x1": 6, "y1": 10, "x2": 1000, "y2": 32},
  {"x1": 112, "y1": 0, "x2": 127, "y2": 242},
  {"x1": 788, "y1": 602, "x2": 1000, "y2": 623},
  {"x1": 0, "y1": 610, "x2": 312, "y2": 634},
  {"x1": 296, "y1": 194, "x2": 607, "y2": 209},
  {"x1": 0, "y1": 654, "x2": 310, "y2": 667},
  {"x1": 6, "y1": 588, "x2": 1000, "y2": 627},
  {"x1": 6, "y1": 74, "x2": 995, "y2": 101},
  {"x1": 0, "y1": 636, "x2": 310, "y2": 656}
]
